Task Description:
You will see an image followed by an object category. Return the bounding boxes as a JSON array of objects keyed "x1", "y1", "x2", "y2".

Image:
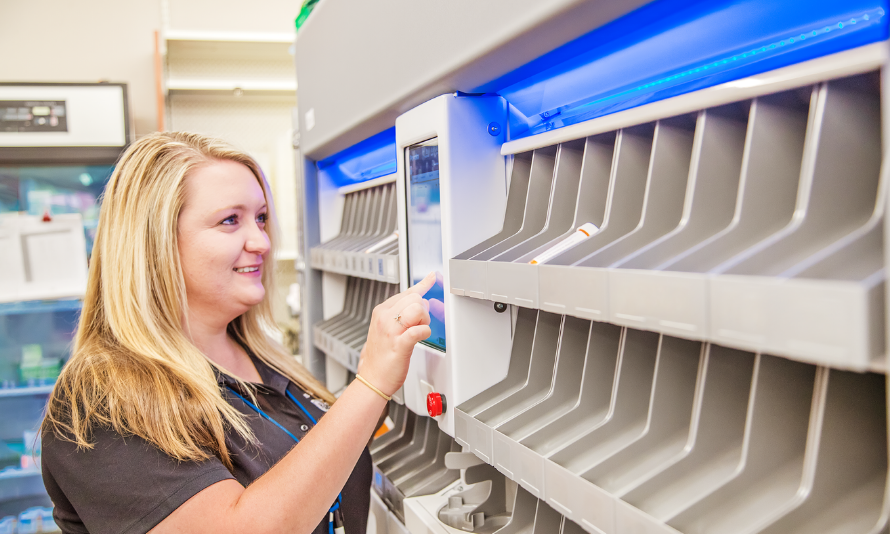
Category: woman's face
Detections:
[{"x1": 177, "y1": 160, "x2": 271, "y2": 326}]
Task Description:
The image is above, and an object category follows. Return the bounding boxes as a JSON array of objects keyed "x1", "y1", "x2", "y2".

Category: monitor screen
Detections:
[{"x1": 406, "y1": 138, "x2": 446, "y2": 352}]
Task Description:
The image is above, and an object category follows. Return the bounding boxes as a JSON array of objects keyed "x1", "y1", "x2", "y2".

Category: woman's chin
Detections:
[{"x1": 235, "y1": 288, "x2": 266, "y2": 310}]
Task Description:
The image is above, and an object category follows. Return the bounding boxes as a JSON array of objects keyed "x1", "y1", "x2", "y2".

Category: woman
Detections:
[{"x1": 41, "y1": 132, "x2": 433, "y2": 534}]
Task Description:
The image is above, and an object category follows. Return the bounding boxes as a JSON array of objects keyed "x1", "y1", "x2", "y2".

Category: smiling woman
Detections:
[
  {"x1": 177, "y1": 160, "x2": 274, "y2": 383},
  {"x1": 39, "y1": 132, "x2": 434, "y2": 534}
]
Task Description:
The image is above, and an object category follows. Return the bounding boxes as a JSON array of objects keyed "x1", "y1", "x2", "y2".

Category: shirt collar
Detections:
[{"x1": 213, "y1": 353, "x2": 291, "y2": 396}]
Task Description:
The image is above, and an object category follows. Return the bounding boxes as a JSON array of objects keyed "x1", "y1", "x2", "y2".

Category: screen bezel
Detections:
[{"x1": 404, "y1": 137, "x2": 446, "y2": 353}]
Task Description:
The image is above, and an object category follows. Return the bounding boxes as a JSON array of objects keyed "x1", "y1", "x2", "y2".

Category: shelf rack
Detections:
[
  {"x1": 313, "y1": 277, "x2": 398, "y2": 372},
  {"x1": 0, "y1": 386, "x2": 54, "y2": 399},
  {"x1": 371, "y1": 403, "x2": 462, "y2": 523},
  {"x1": 373, "y1": 403, "x2": 597, "y2": 534},
  {"x1": 310, "y1": 178, "x2": 400, "y2": 283},
  {"x1": 450, "y1": 71, "x2": 885, "y2": 373},
  {"x1": 162, "y1": 30, "x2": 296, "y2": 95},
  {"x1": 454, "y1": 309, "x2": 888, "y2": 534}
]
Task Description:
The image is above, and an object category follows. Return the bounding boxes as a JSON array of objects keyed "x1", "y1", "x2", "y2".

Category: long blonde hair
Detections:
[{"x1": 42, "y1": 131, "x2": 334, "y2": 468}]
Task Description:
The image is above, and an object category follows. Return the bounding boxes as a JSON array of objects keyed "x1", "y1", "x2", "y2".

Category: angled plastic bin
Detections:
[
  {"x1": 395, "y1": 430, "x2": 461, "y2": 498},
  {"x1": 372, "y1": 408, "x2": 419, "y2": 464},
  {"x1": 310, "y1": 180, "x2": 401, "y2": 282},
  {"x1": 542, "y1": 329, "x2": 660, "y2": 532},
  {"x1": 454, "y1": 307, "x2": 538, "y2": 462},
  {"x1": 384, "y1": 416, "x2": 442, "y2": 481},
  {"x1": 660, "y1": 89, "x2": 812, "y2": 274},
  {"x1": 449, "y1": 152, "x2": 535, "y2": 300},
  {"x1": 606, "y1": 104, "x2": 749, "y2": 339},
  {"x1": 470, "y1": 311, "x2": 562, "y2": 465},
  {"x1": 490, "y1": 315, "x2": 591, "y2": 497},
  {"x1": 579, "y1": 336, "x2": 702, "y2": 494},
  {"x1": 618, "y1": 345, "x2": 756, "y2": 522},
  {"x1": 545, "y1": 327, "x2": 661, "y2": 473},
  {"x1": 756, "y1": 369, "x2": 887, "y2": 534},
  {"x1": 540, "y1": 119, "x2": 694, "y2": 321},
  {"x1": 377, "y1": 417, "x2": 436, "y2": 474},
  {"x1": 314, "y1": 278, "x2": 396, "y2": 372},
  {"x1": 468, "y1": 146, "x2": 558, "y2": 302},
  {"x1": 486, "y1": 139, "x2": 587, "y2": 308},
  {"x1": 537, "y1": 125, "x2": 655, "y2": 319},
  {"x1": 492, "y1": 484, "x2": 538, "y2": 534},
  {"x1": 710, "y1": 73, "x2": 884, "y2": 370},
  {"x1": 518, "y1": 323, "x2": 622, "y2": 457},
  {"x1": 371, "y1": 402, "x2": 409, "y2": 454},
  {"x1": 664, "y1": 354, "x2": 817, "y2": 534}
]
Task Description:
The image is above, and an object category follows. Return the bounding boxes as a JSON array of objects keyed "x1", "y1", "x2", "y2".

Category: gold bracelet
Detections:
[{"x1": 355, "y1": 374, "x2": 392, "y2": 401}]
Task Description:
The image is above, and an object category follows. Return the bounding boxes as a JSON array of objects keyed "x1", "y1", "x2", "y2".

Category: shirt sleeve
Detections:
[{"x1": 42, "y1": 426, "x2": 236, "y2": 534}]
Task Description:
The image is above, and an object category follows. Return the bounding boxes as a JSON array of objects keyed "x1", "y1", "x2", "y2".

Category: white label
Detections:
[{"x1": 304, "y1": 108, "x2": 316, "y2": 131}]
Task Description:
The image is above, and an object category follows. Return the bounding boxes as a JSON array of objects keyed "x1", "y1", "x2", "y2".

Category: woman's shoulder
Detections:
[{"x1": 41, "y1": 413, "x2": 235, "y2": 534}]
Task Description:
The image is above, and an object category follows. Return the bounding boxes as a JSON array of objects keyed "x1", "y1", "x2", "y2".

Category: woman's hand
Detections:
[{"x1": 357, "y1": 272, "x2": 436, "y2": 396}]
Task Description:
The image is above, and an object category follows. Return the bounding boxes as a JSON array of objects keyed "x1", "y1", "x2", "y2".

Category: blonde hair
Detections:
[{"x1": 42, "y1": 131, "x2": 335, "y2": 468}]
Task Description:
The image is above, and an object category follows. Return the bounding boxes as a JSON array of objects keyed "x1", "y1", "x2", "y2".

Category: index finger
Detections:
[{"x1": 381, "y1": 271, "x2": 437, "y2": 311}]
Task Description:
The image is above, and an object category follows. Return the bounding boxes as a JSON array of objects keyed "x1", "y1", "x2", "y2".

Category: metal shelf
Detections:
[
  {"x1": 0, "y1": 300, "x2": 80, "y2": 317},
  {"x1": 0, "y1": 385, "x2": 54, "y2": 399}
]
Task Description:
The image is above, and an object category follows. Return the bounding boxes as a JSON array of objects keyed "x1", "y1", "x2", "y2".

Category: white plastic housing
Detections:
[{"x1": 396, "y1": 94, "x2": 512, "y2": 435}]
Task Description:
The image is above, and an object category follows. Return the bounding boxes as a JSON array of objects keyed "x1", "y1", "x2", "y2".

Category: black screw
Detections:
[{"x1": 494, "y1": 302, "x2": 507, "y2": 313}]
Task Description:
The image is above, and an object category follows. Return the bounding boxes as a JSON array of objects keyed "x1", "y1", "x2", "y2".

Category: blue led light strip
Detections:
[
  {"x1": 493, "y1": 0, "x2": 888, "y2": 141},
  {"x1": 578, "y1": 9, "x2": 884, "y2": 113}
]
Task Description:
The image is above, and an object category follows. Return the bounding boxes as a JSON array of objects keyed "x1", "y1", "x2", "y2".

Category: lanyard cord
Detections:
[
  {"x1": 286, "y1": 389, "x2": 318, "y2": 425},
  {"x1": 225, "y1": 385, "x2": 344, "y2": 530},
  {"x1": 226, "y1": 386, "x2": 300, "y2": 442}
]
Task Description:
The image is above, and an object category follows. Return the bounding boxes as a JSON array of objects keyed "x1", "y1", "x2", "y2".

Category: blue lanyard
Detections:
[{"x1": 225, "y1": 385, "x2": 344, "y2": 533}]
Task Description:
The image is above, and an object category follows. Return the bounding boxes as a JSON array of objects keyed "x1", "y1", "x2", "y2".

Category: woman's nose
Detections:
[{"x1": 245, "y1": 222, "x2": 271, "y2": 255}]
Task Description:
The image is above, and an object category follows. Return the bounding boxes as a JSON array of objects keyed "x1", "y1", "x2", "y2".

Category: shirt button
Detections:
[{"x1": 300, "y1": 424, "x2": 309, "y2": 431}]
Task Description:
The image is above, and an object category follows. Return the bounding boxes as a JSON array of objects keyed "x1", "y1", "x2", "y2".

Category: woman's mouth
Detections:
[{"x1": 234, "y1": 266, "x2": 260, "y2": 273}]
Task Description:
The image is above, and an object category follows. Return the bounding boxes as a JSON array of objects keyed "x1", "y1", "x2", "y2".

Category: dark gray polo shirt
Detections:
[{"x1": 41, "y1": 357, "x2": 372, "y2": 534}]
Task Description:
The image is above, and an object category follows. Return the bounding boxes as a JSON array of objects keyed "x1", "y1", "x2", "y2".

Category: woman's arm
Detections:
[{"x1": 152, "y1": 273, "x2": 436, "y2": 534}]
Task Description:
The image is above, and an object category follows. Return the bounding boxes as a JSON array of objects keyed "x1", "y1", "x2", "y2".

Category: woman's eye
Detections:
[
  {"x1": 221, "y1": 215, "x2": 238, "y2": 225},
  {"x1": 257, "y1": 213, "x2": 267, "y2": 224}
]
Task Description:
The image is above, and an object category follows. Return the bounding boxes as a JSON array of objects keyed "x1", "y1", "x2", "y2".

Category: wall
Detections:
[
  {"x1": 0, "y1": 0, "x2": 162, "y2": 136},
  {"x1": 0, "y1": 0, "x2": 301, "y2": 137}
]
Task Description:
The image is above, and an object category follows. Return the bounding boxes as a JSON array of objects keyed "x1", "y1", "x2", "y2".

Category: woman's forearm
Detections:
[{"x1": 155, "y1": 274, "x2": 435, "y2": 534}]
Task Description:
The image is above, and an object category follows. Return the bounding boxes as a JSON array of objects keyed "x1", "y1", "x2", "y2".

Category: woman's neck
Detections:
[{"x1": 186, "y1": 315, "x2": 262, "y2": 384}]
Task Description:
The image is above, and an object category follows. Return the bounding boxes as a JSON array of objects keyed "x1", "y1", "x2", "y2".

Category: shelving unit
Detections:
[
  {"x1": 374, "y1": 403, "x2": 603, "y2": 534},
  {"x1": 371, "y1": 403, "x2": 462, "y2": 524},
  {"x1": 450, "y1": 71, "x2": 885, "y2": 373},
  {"x1": 313, "y1": 277, "x2": 398, "y2": 372},
  {"x1": 309, "y1": 178, "x2": 400, "y2": 283},
  {"x1": 0, "y1": 82, "x2": 127, "y2": 529},
  {"x1": 162, "y1": 30, "x2": 297, "y2": 95},
  {"x1": 454, "y1": 310, "x2": 888, "y2": 534},
  {"x1": 295, "y1": 2, "x2": 890, "y2": 533}
]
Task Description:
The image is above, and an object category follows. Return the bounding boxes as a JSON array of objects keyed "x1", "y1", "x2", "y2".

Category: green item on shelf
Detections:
[
  {"x1": 295, "y1": 0, "x2": 321, "y2": 33},
  {"x1": 20, "y1": 344, "x2": 42, "y2": 367},
  {"x1": 19, "y1": 359, "x2": 61, "y2": 382},
  {"x1": 19, "y1": 345, "x2": 61, "y2": 383}
]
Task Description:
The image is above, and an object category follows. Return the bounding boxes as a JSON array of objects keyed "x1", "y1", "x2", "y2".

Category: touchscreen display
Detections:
[{"x1": 406, "y1": 139, "x2": 446, "y2": 351}]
